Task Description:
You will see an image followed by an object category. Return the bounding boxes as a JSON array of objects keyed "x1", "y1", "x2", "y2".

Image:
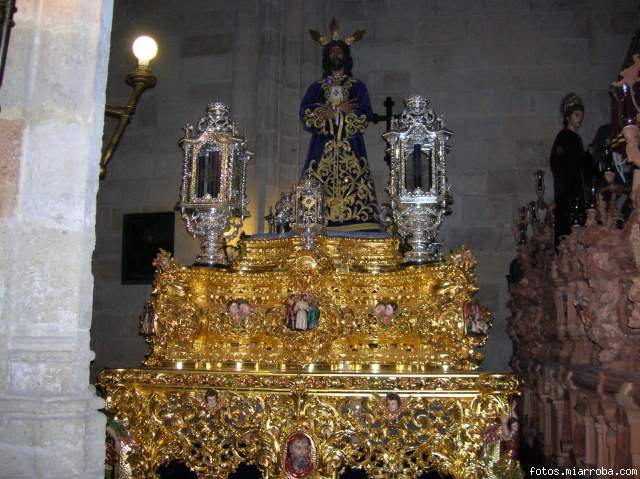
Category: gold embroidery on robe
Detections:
[
  {"x1": 344, "y1": 112, "x2": 368, "y2": 137},
  {"x1": 303, "y1": 107, "x2": 329, "y2": 135},
  {"x1": 308, "y1": 139, "x2": 377, "y2": 223}
]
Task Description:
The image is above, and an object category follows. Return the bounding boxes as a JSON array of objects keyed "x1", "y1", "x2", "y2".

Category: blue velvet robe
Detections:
[{"x1": 299, "y1": 76, "x2": 379, "y2": 230}]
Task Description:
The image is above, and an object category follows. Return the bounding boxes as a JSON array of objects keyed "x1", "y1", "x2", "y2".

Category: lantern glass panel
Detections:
[
  {"x1": 196, "y1": 143, "x2": 222, "y2": 199},
  {"x1": 404, "y1": 143, "x2": 433, "y2": 192}
]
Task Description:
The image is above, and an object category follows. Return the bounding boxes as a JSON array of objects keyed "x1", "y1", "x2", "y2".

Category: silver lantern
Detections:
[
  {"x1": 178, "y1": 102, "x2": 252, "y2": 267},
  {"x1": 383, "y1": 95, "x2": 452, "y2": 264},
  {"x1": 291, "y1": 173, "x2": 327, "y2": 250}
]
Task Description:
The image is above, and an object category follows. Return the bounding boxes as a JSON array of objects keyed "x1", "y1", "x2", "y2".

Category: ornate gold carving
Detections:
[
  {"x1": 235, "y1": 235, "x2": 400, "y2": 272},
  {"x1": 101, "y1": 236, "x2": 520, "y2": 477},
  {"x1": 98, "y1": 368, "x2": 519, "y2": 479},
  {"x1": 143, "y1": 241, "x2": 488, "y2": 370}
]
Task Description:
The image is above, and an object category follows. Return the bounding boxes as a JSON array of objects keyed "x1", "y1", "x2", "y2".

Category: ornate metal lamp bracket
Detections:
[{"x1": 100, "y1": 37, "x2": 158, "y2": 179}]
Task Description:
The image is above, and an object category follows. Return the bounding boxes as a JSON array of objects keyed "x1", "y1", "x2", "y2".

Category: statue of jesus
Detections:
[{"x1": 300, "y1": 19, "x2": 379, "y2": 231}]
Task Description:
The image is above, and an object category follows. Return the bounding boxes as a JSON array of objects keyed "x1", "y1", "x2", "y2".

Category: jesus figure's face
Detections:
[
  {"x1": 329, "y1": 45, "x2": 345, "y2": 72},
  {"x1": 289, "y1": 438, "x2": 311, "y2": 471}
]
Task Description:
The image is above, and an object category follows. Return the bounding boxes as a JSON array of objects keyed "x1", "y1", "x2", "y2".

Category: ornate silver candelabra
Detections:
[
  {"x1": 291, "y1": 173, "x2": 327, "y2": 250},
  {"x1": 178, "y1": 102, "x2": 252, "y2": 267},
  {"x1": 384, "y1": 95, "x2": 452, "y2": 264},
  {"x1": 266, "y1": 191, "x2": 294, "y2": 234}
]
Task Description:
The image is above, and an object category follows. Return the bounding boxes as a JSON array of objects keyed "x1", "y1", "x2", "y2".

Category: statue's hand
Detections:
[
  {"x1": 338, "y1": 99, "x2": 358, "y2": 113},
  {"x1": 315, "y1": 105, "x2": 333, "y2": 121}
]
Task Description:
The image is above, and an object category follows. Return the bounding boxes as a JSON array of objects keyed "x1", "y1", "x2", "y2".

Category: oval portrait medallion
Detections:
[{"x1": 282, "y1": 430, "x2": 317, "y2": 478}]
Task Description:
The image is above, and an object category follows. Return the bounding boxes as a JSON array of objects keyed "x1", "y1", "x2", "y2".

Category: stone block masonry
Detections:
[{"x1": 0, "y1": 0, "x2": 114, "y2": 477}]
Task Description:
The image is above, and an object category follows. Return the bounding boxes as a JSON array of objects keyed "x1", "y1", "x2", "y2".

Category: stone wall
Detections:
[
  {"x1": 0, "y1": 0, "x2": 113, "y2": 477},
  {"x1": 91, "y1": 0, "x2": 638, "y2": 376}
]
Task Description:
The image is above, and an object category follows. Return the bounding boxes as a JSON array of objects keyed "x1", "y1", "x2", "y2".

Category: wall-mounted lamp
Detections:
[{"x1": 100, "y1": 35, "x2": 158, "y2": 179}]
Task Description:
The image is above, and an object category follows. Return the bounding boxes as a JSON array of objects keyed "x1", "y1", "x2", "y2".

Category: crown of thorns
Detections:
[{"x1": 309, "y1": 17, "x2": 365, "y2": 46}]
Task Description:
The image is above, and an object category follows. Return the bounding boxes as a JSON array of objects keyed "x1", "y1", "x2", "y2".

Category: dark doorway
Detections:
[
  {"x1": 155, "y1": 460, "x2": 452, "y2": 478},
  {"x1": 341, "y1": 467, "x2": 368, "y2": 478},
  {"x1": 229, "y1": 463, "x2": 262, "y2": 478},
  {"x1": 157, "y1": 460, "x2": 197, "y2": 479},
  {"x1": 340, "y1": 468, "x2": 450, "y2": 478},
  {"x1": 419, "y1": 472, "x2": 453, "y2": 479}
]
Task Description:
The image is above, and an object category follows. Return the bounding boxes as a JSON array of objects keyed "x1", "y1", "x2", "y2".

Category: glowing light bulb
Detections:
[{"x1": 132, "y1": 36, "x2": 158, "y2": 67}]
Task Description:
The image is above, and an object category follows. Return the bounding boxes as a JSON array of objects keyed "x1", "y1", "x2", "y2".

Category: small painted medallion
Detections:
[
  {"x1": 283, "y1": 431, "x2": 317, "y2": 478},
  {"x1": 284, "y1": 293, "x2": 320, "y2": 331}
]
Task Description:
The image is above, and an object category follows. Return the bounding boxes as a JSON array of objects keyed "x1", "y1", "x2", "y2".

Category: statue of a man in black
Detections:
[{"x1": 550, "y1": 93, "x2": 594, "y2": 245}]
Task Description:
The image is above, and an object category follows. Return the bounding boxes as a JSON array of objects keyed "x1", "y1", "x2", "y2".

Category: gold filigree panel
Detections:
[
  {"x1": 99, "y1": 369, "x2": 519, "y2": 479},
  {"x1": 145, "y1": 243, "x2": 488, "y2": 370}
]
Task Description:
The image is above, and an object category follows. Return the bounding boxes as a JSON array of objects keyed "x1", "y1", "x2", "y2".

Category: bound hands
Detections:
[
  {"x1": 315, "y1": 100, "x2": 358, "y2": 120},
  {"x1": 338, "y1": 99, "x2": 358, "y2": 113},
  {"x1": 315, "y1": 105, "x2": 333, "y2": 121}
]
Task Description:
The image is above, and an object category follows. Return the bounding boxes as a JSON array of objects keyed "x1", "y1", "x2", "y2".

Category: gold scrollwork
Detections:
[
  {"x1": 99, "y1": 369, "x2": 519, "y2": 479},
  {"x1": 142, "y1": 243, "x2": 489, "y2": 370},
  {"x1": 104, "y1": 238, "x2": 521, "y2": 477}
]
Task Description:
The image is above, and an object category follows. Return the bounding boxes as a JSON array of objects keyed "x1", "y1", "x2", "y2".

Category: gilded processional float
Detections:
[{"x1": 99, "y1": 23, "x2": 522, "y2": 479}]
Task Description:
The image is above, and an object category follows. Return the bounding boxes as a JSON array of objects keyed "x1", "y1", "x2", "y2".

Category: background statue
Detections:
[
  {"x1": 300, "y1": 19, "x2": 379, "y2": 231},
  {"x1": 549, "y1": 93, "x2": 594, "y2": 245},
  {"x1": 611, "y1": 33, "x2": 640, "y2": 208}
]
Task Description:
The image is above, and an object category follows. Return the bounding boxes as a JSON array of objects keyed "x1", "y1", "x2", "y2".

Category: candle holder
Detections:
[
  {"x1": 290, "y1": 173, "x2": 327, "y2": 250},
  {"x1": 383, "y1": 95, "x2": 452, "y2": 264},
  {"x1": 178, "y1": 102, "x2": 252, "y2": 267},
  {"x1": 272, "y1": 192, "x2": 294, "y2": 234}
]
